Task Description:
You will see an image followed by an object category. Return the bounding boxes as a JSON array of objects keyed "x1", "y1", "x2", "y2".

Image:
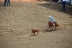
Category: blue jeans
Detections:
[
  {"x1": 4, "y1": 0, "x2": 7, "y2": 6},
  {"x1": 7, "y1": 0, "x2": 10, "y2": 6},
  {"x1": 62, "y1": 5, "x2": 65, "y2": 11},
  {"x1": 4, "y1": 0, "x2": 10, "y2": 6}
]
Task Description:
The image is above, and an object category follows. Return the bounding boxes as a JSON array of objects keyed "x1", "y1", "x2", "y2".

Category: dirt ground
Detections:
[{"x1": 0, "y1": 1, "x2": 72, "y2": 48}]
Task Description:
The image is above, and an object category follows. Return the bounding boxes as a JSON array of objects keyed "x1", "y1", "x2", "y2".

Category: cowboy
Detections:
[
  {"x1": 62, "y1": 0, "x2": 66, "y2": 11},
  {"x1": 49, "y1": 15, "x2": 57, "y2": 26}
]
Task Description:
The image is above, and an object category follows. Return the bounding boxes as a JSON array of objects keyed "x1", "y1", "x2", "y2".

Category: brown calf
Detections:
[{"x1": 31, "y1": 28, "x2": 40, "y2": 35}]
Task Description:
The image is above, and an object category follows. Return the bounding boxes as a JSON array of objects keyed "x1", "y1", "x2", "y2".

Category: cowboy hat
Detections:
[{"x1": 49, "y1": 15, "x2": 52, "y2": 17}]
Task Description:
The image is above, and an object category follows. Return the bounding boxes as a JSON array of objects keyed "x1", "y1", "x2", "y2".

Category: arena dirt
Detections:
[{"x1": 0, "y1": 1, "x2": 72, "y2": 48}]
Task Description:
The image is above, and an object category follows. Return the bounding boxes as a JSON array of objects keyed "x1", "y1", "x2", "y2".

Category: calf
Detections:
[{"x1": 31, "y1": 28, "x2": 40, "y2": 35}]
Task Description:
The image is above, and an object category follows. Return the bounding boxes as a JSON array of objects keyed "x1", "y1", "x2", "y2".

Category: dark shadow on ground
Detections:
[
  {"x1": 31, "y1": 35, "x2": 37, "y2": 36},
  {"x1": 38, "y1": 0, "x2": 72, "y2": 16},
  {"x1": 0, "y1": 5, "x2": 4, "y2": 6},
  {"x1": 43, "y1": 29, "x2": 55, "y2": 32}
]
